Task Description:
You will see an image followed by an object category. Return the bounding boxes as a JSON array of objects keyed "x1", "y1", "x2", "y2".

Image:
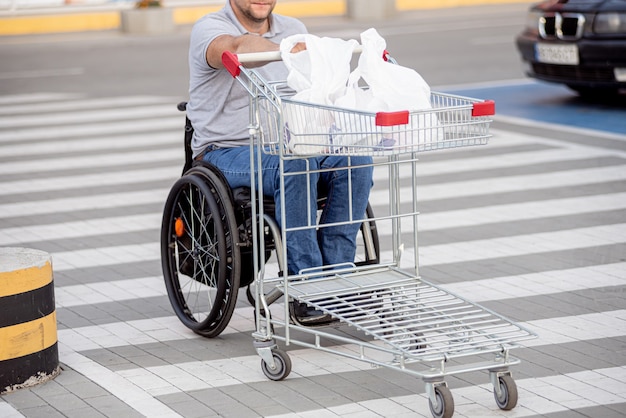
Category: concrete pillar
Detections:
[{"x1": 346, "y1": 0, "x2": 396, "y2": 20}]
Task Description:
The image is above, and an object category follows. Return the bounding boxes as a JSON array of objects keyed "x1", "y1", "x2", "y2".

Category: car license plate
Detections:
[{"x1": 535, "y1": 43, "x2": 579, "y2": 65}]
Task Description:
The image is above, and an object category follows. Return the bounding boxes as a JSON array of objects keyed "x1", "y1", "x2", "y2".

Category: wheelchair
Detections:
[{"x1": 160, "y1": 103, "x2": 380, "y2": 338}]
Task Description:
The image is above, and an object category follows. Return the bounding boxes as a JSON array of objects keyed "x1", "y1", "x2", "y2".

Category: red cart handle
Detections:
[
  {"x1": 375, "y1": 111, "x2": 409, "y2": 126},
  {"x1": 223, "y1": 51, "x2": 242, "y2": 77},
  {"x1": 223, "y1": 47, "x2": 391, "y2": 78},
  {"x1": 472, "y1": 100, "x2": 495, "y2": 117}
]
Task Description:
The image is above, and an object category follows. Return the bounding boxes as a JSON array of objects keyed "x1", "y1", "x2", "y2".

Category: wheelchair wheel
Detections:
[{"x1": 161, "y1": 167, "x2": 241, "y2": 338}]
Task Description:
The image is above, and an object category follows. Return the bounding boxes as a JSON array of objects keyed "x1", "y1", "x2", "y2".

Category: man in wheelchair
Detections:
[{"x1": 186, "y1": 0, "x2": 374, "y2": 324}]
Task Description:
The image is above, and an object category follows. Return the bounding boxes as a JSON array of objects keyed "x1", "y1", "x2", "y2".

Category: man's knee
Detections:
[
  {"x1": 282, "y1": 158, "x2": 320, "y2": 191},
  {"x1": 284, "y1": 157, "x2": 318, "y2": 173},
  {"x1": 349, "y1": 157, "x2": 374, "y2": 184}
]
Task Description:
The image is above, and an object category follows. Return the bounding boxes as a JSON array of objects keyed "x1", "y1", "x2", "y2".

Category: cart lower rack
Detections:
[{"x1": 254, "y1": 266, "x2": 536, "y2": 418}]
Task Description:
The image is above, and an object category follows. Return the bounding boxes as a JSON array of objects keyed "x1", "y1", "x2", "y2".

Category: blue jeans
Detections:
[{"x1": 203, "y1": 147, "x2": 374, "y2": 275}]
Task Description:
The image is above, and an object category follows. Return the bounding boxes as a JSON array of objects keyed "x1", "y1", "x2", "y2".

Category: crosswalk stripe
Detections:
[
  {"x1": 0, "y1": 132, "x2": 179, "y2": 160},
  {"x1": 383, "y1": 192, "x2": 626, "y2": 232},
  {"x1": 53, "y1": 261, "x2": 626, "y2": 310},
  {"x1": 0, "y1": 148, "x2": 183, "y2": 175},
  {"x1": 418, "y1": 223, "x2": 626, "y2": 266},
  {"x1": 0, "y1": 114, "x2": 614, "y2": 176},
  {"x1": 52, "y1": 243, "x2": 160, "y2": 272},
  {"x1": 265, "y1": 366, "x2": 626, "y2": 417},
  {"x1": 57, "y1": 309, "x2": 626, "y2": 358},
  {"x1": 2, "y1": 160, "x2": 623, "y2": 206},
  {"x1": 60, "y1": 349, "x2": 181, "y2": 418},
  {"x1": 0, "y1": 117, "x2": 181, "y2": 142},
  {"x1": 442, "y1": 262, "x2": 626, "y2": 303},
  {"x1": 411, "y1": 148, "x2": 616, "y2": 178},
  {"x1": 392, "y1": 144, "x2": 615, "y2": 178},
  {"x1": 524, "y1": 310, "x2": 626, "y2": 347},
  {"x1": 496, "y1": 114, "x2": 626, "y2": 144},
  {"x1": 3, "y1": 190, "x2": 623, "y2": 246},
  {"x1": 56, "y1": 276, "x2": 167, "y2": 308},
  {"x1": 0, "y1": 104, "x2": 179, "y2": 129},
  {"x1": 0, "y1": 166, "x2": 180, "y2": 195},
  {"x1": 3, "y1": 131, "x2": 615, "y2": 181},
  {"x1": 0, "y1": 92, "x2": 82, "y2": 105},
  {"x1": 398, "y1": 165, "x2": 626, "y2": 201},
  {"x1": 2, "y1": 135, "x2": 621, "y2": 220},
  {"x1": 0, "y1": 214, "x2": 162, "y2": 246},
  {"x1": 0, "y1": 96, "x2": 176, "y2": 116},
  {"x1": 0, "y1": 189, "x2": 170, "y2": 219},
  {"x1": 56, "y1": 310, "x2": 626, "y2": 398},
  {"x1": 48, "y1": 224, "x2": 626, "y2": 272},
  {"x1": 59, "y1": 328, "x2": 626, "y2": 418}
]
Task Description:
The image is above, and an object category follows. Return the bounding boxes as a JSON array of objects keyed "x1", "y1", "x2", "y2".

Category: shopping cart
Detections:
[{"x1": 162, "y1": 48, "x2": 537, "y2": 418}]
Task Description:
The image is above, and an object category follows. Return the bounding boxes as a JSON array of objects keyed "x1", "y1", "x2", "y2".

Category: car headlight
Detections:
[
  {"x1": 526, "y1": 10, "x2": 543, "y2": 33},
  {"x1": 594, "y1": 12, "x2": 626, "y2": 34}
]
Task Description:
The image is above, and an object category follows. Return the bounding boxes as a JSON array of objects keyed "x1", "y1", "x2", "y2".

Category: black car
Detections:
[{"x1": 516, "y1": 0, "x2": 626, "y2": 98}]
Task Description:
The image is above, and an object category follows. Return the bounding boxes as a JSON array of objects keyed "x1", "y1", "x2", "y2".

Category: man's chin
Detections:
[{"x1": 250, "y1": 3, "x2": 273, "y2": 17}]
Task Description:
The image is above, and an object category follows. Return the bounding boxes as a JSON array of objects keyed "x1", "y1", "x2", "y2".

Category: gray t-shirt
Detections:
[{"x1": 187, "y1": 2, "x2": 307, "y2": 157}]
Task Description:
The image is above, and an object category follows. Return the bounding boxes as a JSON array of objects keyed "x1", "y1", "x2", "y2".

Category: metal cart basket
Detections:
[{"x1": 210, "y1": 50, "x2": 537, "y2": 418}]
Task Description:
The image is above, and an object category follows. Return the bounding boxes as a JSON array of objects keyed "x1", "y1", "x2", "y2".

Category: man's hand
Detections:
[{"x1": 290, "y1": 42, "x2": 307, "y2": 53}]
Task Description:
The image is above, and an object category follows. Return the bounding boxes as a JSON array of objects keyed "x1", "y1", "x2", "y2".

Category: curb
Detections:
[{"x1": 0, "y1": 0, "x2": 533, "y2": 36}]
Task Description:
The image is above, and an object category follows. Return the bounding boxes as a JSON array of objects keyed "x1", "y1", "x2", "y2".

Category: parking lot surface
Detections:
[{"x1": 1, "y1": 3, "x2": 625, "y2": 417}]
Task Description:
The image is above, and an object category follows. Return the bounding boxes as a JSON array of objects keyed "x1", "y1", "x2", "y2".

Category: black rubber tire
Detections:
[
  {"x1": 190, "y1": 166, "x2": 242, "y2": 337},
  {"x1": 161, "y1": 169, "x2": 240, "y2": 338},
  {"x1": 429, "y1": 385, "x2": 454, "y2": 418},
  {"x1": 261, "y1": 348, "x2": 292, "y2": 381},
  {"x1": 355, "y1": 202, "x2": 380, "y2": 266},
  {"x1": 494, "y1": 374, "x2": 518, "y2": 410}
]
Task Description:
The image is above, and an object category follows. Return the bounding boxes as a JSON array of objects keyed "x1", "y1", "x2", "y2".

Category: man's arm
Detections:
[
  {"x1": 206, "y1": 34, "x2": 306, "y2": 69},
  {"x1": 206, "y1": 34, "x2": 279, "y2": 69}
]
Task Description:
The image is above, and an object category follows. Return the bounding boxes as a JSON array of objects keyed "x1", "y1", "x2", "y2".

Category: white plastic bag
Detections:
[
  {"x1": 280, "y1": 29, "x2": 441, "y2": 154},
  {"x1": 281, "y1": 34, "x2": 359, "y2": 104},
  {"x1": 357, "y1": 28, "x2": 432, "y2": 112},
  {"x1": 280, "y1": 35, "x2": 359, "y2": 154},
  {"x1": 336, "y1": 28, "x2": 442, "y2": 151}
]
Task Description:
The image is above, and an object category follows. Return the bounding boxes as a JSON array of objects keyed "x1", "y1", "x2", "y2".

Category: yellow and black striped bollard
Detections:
[{"x1": 1, "y1": 247, "x2": 60, "y2": 393}]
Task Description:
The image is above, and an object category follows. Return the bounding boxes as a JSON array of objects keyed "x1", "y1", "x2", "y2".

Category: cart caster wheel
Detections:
[
  {"x1": 429, "y1": 385, "x2": 454, "y2": 418},
  {"x1": 261, "y1": 348, "x2": 291, "y2": 381},
  {"x1": 494, "y1": 374, "x2": 518, "y2": 410}
]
